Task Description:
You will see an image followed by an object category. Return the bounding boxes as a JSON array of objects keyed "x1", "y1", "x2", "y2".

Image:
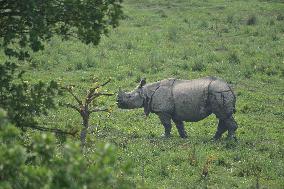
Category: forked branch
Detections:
[
  {"x1": 90, "y1": 107, "x2": 109, "y2": 114},
  {"x1": 25, "y1": 125, "x2": 78, "y2": 136},
  {"x1": 86, "y1": 78, "x2": 112, "y2": 104},
  {"x1": 62, "y1": 86, "x2": 83, "y2": 106},
  {"x1": 62, "y1": 103, "x2": 81, "y2": 113}
]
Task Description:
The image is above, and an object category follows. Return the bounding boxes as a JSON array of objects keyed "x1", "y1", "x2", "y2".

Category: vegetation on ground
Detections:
[
  {"x1": 0, "y1": 109, "x2": 134, "y2": 189},
  {"x1": 1, "y1": 0, "x2": 284, "y2": 188}
]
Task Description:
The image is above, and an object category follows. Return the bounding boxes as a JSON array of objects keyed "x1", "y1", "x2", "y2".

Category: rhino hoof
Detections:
[
  {"x1": 226, "y1": 135, "x2": 238, "y2": 142},
  {"x1": 180, "y1": 134, "x2": 188, "y2": 139}
]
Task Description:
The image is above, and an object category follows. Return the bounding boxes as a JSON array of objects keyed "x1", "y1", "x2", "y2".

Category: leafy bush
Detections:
[
  {"x1": 0, "y1": 62, "x2": 60, "y2": 129},
  {"x1": 192, "y1": 61, "x2": 206, "y2": 71},
  {"x1": 276, "y1": 14, "x2": 284, "y2": 21},
  {"x1": 227, "y1": 15, "x2": 234, "y2": 24},
  {"x1": 0, "y1": 0, "x2": 123, "y2": 59},
  {"x1": 0, "y1": 0, "x2": 123, "y2": 133},
  {"x1": 228, "y1": 52, "x2": 240, "y2": 65},
  {"x1": 0, "y1": 109, "x2": 135, "y2": 189},
  {"x1": 168, "y1": 27, "x2": 179, "y2": 42},
  {"x1": 246, "y1": 15, "x2": 257, "y2": 25}
]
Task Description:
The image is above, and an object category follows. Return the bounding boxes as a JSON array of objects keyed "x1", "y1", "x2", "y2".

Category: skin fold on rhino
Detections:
[{"x1": 117, "y1": 76, "x2": 238, "y2": 140}]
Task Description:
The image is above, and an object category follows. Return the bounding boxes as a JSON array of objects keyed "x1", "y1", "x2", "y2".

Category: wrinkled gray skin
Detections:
[{"x1": 117, "y1": 77, "x2": 238, "y2": 140}]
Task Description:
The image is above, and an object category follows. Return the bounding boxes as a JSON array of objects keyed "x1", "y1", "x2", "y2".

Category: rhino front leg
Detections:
[
  {"x1": 173, "y1": 119, "x2": 188, "y2": 138},
  {"x1": 158, "y1": 113, "x2": 172, "y2": 138}
]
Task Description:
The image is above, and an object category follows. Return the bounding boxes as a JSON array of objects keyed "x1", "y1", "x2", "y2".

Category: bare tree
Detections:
[{"x1": 62, "y1": 79, "x2": 113, "y2": 147}]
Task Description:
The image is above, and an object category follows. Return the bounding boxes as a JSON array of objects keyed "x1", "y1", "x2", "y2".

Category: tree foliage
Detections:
[
  {"x1": 0, "y1": 109, "x2": 134, "y2": 189},
  {"x1": 0, "y1": 1, "x2": 127, "y2": 187},
  {"x1": 0, "y1": 62, "x2": 60, "y2": 129},
  {"x1": 0, "y1": 0, "x2": 123, "y2": 59},
  {"x1": 0, "y1": 0, "x2": 123, "y2": 130}
]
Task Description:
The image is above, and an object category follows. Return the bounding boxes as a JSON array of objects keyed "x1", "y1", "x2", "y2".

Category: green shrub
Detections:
[
  {"x1": 276, "y1": 14, "x2": 284, "y2": 21},
  {"x1": 75, "y1": 62, "x2": 84, "y2": 70},
  {"x1": 192, "y1": 62, "x2": 206, "y2": 71},
  {"x1": 199, "y1": 21, "x2": 208, "y2": 29},
  {"x1": 0, "y1": 109, "x2": 135, "y2": 189},
  {"x1": 246, "y1": 15, "x2": 257, "y2": 25},
  {"x1": 227, "y1": 15, "x2": 234, "y2": 24},
  {"x1": 180, "y1": 62, "x2": 190, "y2": 70},
  {"x1": 86, "y1": 56, "x2": 96, "y2": 68},
  {"x1": 228, "y1": 52, "x2": 240, "y2": 65},
  {"x1": 168, "y1": 27, "x2": 179, "y2": 42},
  {"x1": 0, "y1": 62, "x2": 60, "y2": 129}
]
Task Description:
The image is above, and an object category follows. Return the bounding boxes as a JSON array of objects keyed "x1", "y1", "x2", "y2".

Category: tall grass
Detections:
[{"x1": 9, "y1": 0, "x2": 284, "y2": 188}]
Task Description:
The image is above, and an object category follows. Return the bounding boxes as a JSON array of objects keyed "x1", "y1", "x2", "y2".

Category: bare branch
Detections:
[
  {"x1": 88, "y1": 78, "x2": 111, "y2": 97},
  {"x1": 100, "y1": 78, "x2": 111, "y2": 87},
  {"x1": 97, "y1": 92, "x2": 114, "y2": 96},
  {"x1": 86, "y1": 78, "x2": 112, "y2": 104},
  {"x1": 86, "y1": 88, "x2": 97, "y2": 104},
  {"x1": 23, "y1": 125, "x2": 78, "y2": 136},
  {"x1": 62, "y1": 86, "x2": 83, "y2": 106},
  {"x1": 88, "y1": 92, "x2": 114, "y2": 102},
  {"x1": 62, "y1": 103, "x2": 81, "y2": 113},
  {"x1": 90, "y1": 107, "x2": 109, "y2": 114}
]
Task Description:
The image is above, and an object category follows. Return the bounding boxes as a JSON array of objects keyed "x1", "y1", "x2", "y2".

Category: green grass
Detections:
[{"x1": 6, "y1": 0, "x2": 284, "y2": 188}]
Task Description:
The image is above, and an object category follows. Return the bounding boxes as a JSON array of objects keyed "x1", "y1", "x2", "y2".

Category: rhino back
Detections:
[
  {"x1": 172, "y1": 78, "x2": 213, "y2": 122},
  {"x1": 151, "y1": 79, "x2": 175, "y2": 114}
]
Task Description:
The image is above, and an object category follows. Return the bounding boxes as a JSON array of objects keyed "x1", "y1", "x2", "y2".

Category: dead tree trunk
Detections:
[{"x1": 80, "y1": 108, "x2": 90, "y2": 147}]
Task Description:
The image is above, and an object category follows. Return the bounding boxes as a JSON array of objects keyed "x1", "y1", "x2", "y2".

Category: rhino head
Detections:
[{"x1": 117, "y1": 78, "x2": 146, "y2": 109}]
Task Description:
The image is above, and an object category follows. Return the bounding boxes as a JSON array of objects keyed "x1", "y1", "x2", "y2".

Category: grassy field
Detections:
[{"x1": 11, "y1": 0, "x2": 284, "y2": 188}]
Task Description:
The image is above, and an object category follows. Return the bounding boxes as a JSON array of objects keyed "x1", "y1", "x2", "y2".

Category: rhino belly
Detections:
[{"x1": 172, "y1": 79, "x2": 211, "y2": 122}]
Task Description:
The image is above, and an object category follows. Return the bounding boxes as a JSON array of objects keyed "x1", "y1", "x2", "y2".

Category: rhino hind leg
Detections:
[
  {"x1": 225, "y1": 116, "x2": 238, "y2": 140},
  {"x1": 213, "y1": 116, "x2": 238, "y2": 140},
  {"x1": 158, "y1": 114, "x2": 172, "y2": 138},
  {"x1": 173, "y1": 119, "x2": 188, "y2": 138},
  {"x1": 209, "y1": 83, "x2": 238, "y2": 140},
  {"x1": 213, "y1": 119, "x2": 227, "y2": 140}
]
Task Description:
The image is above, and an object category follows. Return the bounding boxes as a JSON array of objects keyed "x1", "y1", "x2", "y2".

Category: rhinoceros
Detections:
[{"x1": 117, "y1": 77, "x2": 238, "y2": 140}]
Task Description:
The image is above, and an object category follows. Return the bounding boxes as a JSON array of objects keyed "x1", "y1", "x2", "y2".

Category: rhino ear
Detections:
[{"x1": 139, "y1": 78, "x2": 146, "y2": 88}]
